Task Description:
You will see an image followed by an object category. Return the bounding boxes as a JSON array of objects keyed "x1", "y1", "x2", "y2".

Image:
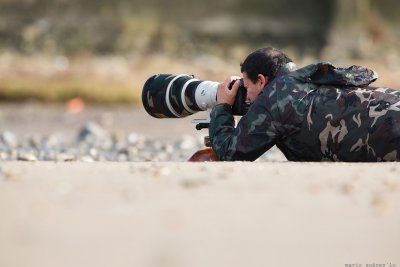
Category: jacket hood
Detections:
[{"x1": 292, "y1": 62, "x2": 378, "y2": 87}]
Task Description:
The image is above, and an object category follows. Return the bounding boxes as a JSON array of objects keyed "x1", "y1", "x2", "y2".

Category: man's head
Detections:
[{"x1": 240, "y1": 47, "x2": 293, "y2": 101}]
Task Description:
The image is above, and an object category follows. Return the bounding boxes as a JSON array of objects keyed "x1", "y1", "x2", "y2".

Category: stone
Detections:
[
  {"x1": 78, "y1": 121, "x2": 110, "y2": 144},
  {"x1": 0, "y1": 131, "x2": 18, "y2": 148},
  {"x1": 17, "y1": 152, "x2": 38, "y2": 161}
]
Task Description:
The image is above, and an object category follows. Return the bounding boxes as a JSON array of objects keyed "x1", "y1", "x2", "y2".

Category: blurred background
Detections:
[
  {"x1": 1, "y1": 0, "x2": 400, "y2": 162},
  {"x1": 1, "y1": 0, "x2": 400, "y2": 104}
]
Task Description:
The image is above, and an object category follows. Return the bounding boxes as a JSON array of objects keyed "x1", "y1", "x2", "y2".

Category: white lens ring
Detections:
[
  {"x1": 165, "y1": 74, "x2": 189, "y2": 117},
  {"x1": 181, "y1": 78, "x2": 199, "y2": 114},
  {"x1": 195, "y1": 81, "x2": 218, "y2": 110}
]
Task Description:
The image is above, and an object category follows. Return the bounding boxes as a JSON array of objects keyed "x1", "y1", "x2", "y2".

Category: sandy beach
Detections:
[{"x1": 0, "y1": 161, "x2": 399, "y2": 267}]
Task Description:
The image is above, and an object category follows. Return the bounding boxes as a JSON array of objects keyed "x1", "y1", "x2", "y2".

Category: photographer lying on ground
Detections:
[{"x1": 210, "y1": 47, "x2": 400, "y2": 161}]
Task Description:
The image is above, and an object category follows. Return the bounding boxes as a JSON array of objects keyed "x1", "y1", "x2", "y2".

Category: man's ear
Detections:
[{"x1": 257, "y1": 74, "x2": 269, "y2": 87}]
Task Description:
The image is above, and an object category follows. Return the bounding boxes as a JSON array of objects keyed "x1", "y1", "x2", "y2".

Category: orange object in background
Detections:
[
  {"x1": 66, "y1": 97, "x2": 85, "y2": 114},
  {"x1": 188, "y1": 148, "x2": 218, "y2": 162}
]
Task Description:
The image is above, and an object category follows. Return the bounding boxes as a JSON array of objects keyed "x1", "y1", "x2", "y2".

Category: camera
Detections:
[{"x1": 142, "y1": 74, "x2": 250, "y2": 118}]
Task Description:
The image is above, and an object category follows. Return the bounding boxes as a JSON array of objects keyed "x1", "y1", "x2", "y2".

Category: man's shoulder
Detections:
[
  {"x1": 280, "y1": 61, "x2": 330, "y2": 81},
  {"x1": 263, "y1": 66, "x2": 310, "y2": 95}
]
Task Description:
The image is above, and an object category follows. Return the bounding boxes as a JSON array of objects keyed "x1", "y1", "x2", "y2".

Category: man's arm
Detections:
[{"x1": 209, "y1": 92, "x2": 281, "y2": 161}]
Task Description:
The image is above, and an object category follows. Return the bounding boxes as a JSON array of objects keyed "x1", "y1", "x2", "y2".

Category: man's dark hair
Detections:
[{"x1": 240, "y1": 47, "x2": 293, "y2": 83}]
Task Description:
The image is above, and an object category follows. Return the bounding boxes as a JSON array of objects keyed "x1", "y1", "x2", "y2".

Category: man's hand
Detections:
[{"x1": 217, "y1": 76, "x2": 241, "y2": 105}]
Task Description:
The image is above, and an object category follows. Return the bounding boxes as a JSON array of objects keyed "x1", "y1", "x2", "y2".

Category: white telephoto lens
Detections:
[{"x1": 195, "y1": 81, "x2": 218, "y2": 110}]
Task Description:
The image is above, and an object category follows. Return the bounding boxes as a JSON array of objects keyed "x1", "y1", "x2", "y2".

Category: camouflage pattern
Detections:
[{"x1": 209, "y1": 62, "x2": 400, "y2": 161}]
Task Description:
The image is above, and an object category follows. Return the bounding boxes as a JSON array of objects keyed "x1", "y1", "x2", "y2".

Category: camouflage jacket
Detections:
[{"x1": 209, "y1": 62, "x2": 400, "y2": 161}]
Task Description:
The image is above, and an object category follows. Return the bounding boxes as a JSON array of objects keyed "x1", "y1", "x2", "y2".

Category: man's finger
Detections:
[{"x1": 230, "y1": 79, "x2": 240, "y2": 94}]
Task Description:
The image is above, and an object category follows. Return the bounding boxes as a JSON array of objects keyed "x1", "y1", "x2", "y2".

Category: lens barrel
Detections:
[
  {"x1": 142, "y1": 74, "x2": 249, "y2": 118},
  {"x1": 142, "y1": 74, "x2": 206, "y2": 118}
]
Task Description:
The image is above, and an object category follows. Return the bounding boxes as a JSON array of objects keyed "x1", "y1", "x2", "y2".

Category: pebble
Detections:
[
  {"x1": 17, "y1": 152, "x2": 38, "y2": 161},
  {"x1": 0, "y1": 121, "x2": 283, "y2": 162},
  {"x1": 1, "y1": 131, "x2": 18, "y2": 148},
  {"x1": 57, "y1": 153, "x2": 76, "y2": 162},
  {"x1": 78, "y1": 122, "x2": 110, "y2": 144}
]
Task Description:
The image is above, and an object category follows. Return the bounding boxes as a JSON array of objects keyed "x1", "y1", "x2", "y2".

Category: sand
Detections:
[{"x1": 0, "y1": 161, "x2": 399, "y2": 267}]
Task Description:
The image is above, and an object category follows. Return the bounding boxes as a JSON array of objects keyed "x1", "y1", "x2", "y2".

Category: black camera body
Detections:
[{"x1": 229, "y1": 78, "x2": 250, "y2": 116}]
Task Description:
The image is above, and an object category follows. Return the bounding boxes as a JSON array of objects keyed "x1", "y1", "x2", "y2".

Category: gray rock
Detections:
[
  {"x1": 78, "y1": 122, "x2": 110, "y2": 144},
  {"x1": 39, "y1": 149, "x2": 57, "y2": 161},
  {"x1": 80, "y1": 156, "x2": 95, "y2": 162},
  {"x1": 28, "y1": 134, "x2": 42, "y2": 149},
  {"x1": 17, "y1": 152, "x2": 38, "y2": 161},
  {"x1": 1, "y1": 131, "x2": 18, "y2": 148},
  {"x1": 116, "y1": 152, "x2": 128, "y2": 162},
  {"x1": 56, "y1": 153, "x2": 76, "y2": 162},
  {"x1": 127, "y1": 132, "x2": 142, "y2": 146}
]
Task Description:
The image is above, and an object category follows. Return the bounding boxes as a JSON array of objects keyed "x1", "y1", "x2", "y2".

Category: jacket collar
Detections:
[{"x1": 279, "y1": 62, "x2": 298, "y2": 75}]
